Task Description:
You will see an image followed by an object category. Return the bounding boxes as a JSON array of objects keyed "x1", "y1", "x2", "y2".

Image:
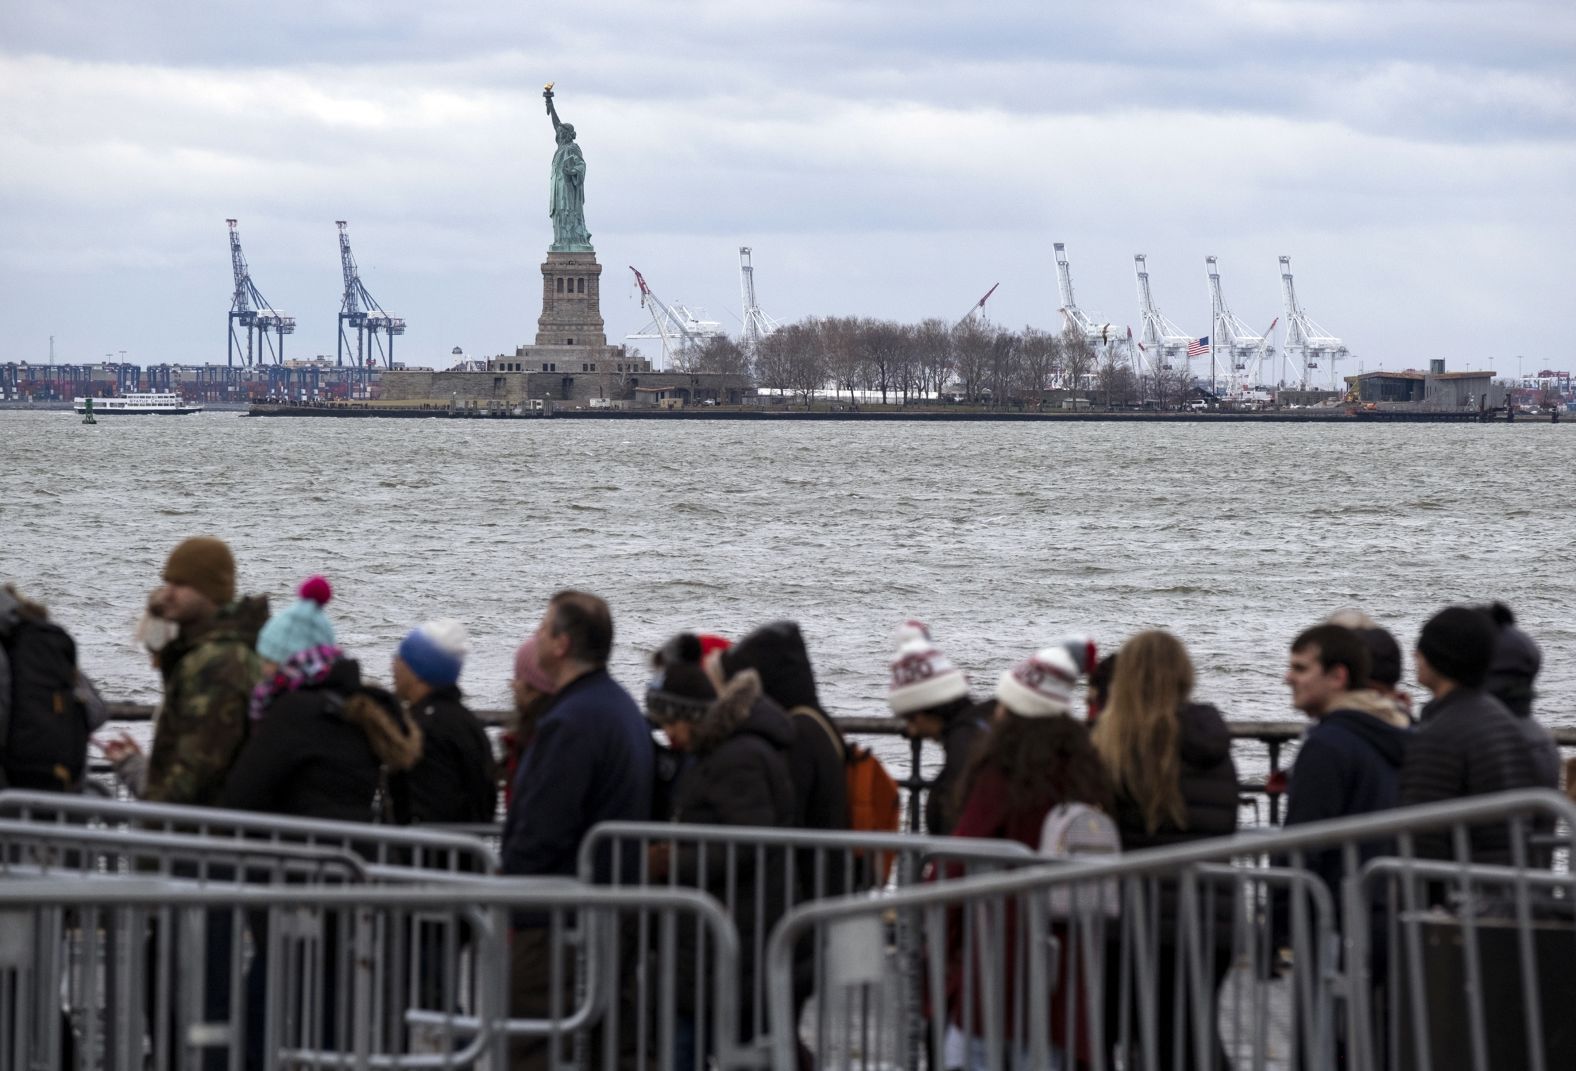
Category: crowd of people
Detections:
[{"x1": 1, "y1": 533, "x2": 1569, "y2": 1070}]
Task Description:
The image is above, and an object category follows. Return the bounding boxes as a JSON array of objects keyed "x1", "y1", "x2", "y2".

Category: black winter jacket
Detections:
[
  {"x1": 927, "y1": 703, "x2": 990, "y2": 836},
  {"x1": 669, "y1": 671, "x2": 796, "y2": 1029},
  {"x1": 1113, "y1": 702, "x2": 1239, "y2": 852},
  {"x1": 218, "y1": 659, "x2": 423, "y2": 825},
  {"x1": 1111, "y1": 702, "x2": 1239, "y2": 938},
  {"x1": 721, "y1": 621, "x2": 850, "y2": 894},
  {"x1": 404, "y1": 685, "x2": 497, "y2": 824},
  {"x1": 1399, "y1": 687, "x2": 1547, "y2": 863},
  {"x1": 1284, "y1": 697, "x2": 1411, "y2": 897}
]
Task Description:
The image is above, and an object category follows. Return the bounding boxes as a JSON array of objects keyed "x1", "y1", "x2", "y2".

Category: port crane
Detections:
[
  {"x1": 738, "y1": 247, "x2": 781, "y2": 358},
  {"x1": 1205, "y1": 255, "x2": 1274, "y2": 400},
  {"x1": 625, "y1": 266, "x2": 725, "y2": 369},
  {"x1": 954, "y1": 282, "x2": 1000, "y2": 329},
  {"x1": 226, "y1": 219, "x2": 295, "y2": 367},
  {"x1": 336, "y1": 222, "x2": 406, "y2": 370},
  {"x1": 1133, "y1": 255, "x2": 1195, "y2": 372},
  {"x1": 1279, "y1": 256, "x2": 1348, "y2": 391},
  {"x1": 1055, "y1": 242, "x2": 1146, "y2": 383}
]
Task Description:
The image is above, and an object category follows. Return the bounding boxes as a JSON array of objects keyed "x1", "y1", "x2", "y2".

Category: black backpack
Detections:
[{"x1": 1, "y1": 617, "x2": 90, "y2": 791}]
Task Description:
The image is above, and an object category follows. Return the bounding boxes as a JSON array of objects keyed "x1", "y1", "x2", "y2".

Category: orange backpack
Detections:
[{"x1": 794, "y1": 706, "x2": 902, "y2": 885}]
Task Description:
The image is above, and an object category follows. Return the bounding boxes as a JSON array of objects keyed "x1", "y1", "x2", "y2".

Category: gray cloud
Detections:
[{"x1": 1, "y1": 2, "x2": 1572, "y2": 371}]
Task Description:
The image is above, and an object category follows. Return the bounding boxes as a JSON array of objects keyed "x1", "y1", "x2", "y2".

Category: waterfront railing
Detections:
[{"x1": 93, "y1": 702, "x2": 1576, "y2": 831}]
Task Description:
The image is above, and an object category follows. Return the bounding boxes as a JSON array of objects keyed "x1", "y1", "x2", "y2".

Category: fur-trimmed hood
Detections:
[
  {"x1": 690, "y1": 669, "x2": 794, "y2": 755},
  {"x1": 340, "y1": 688, "x2": 424, "y2": 772}
]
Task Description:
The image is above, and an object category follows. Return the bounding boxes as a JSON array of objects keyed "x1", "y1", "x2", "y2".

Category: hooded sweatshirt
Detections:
[{"x1": 1284, "y1": 691, "x2": 1412, "y2": 894}]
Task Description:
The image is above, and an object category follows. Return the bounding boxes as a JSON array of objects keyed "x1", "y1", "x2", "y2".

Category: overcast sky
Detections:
[{"x1": 2, "y1": 1, "x2": 1572, "y2": 376}]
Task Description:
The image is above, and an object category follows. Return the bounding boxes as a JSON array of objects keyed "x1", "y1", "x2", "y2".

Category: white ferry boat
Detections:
[{"x1": 73, "y1": 392, "x2": 203, "y2": 416}]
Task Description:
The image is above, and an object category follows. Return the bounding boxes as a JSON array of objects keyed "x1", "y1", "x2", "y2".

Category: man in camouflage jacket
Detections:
[{"x1": 140, "y1": 538, "x2": 266, "y2": 805}]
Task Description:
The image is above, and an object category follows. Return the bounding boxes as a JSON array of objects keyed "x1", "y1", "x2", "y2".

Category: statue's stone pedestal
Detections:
[{"x1": 536, "y1": 251, "x2": 606, "y2": 347}]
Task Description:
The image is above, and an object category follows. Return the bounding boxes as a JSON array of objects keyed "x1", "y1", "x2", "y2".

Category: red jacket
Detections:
[{"x1": 944, "y1": 766, "x2": 1101, "y2": 1063}]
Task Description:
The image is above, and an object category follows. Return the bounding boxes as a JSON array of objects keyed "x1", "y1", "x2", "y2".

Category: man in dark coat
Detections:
[
  {"x1": 502, "y1": 591, "x2": 652, "y2": 879},
  {"x1": 1400, "y1": 606, "x2": 1545, "y2": 864},
  {"x1": 393, "y1": 618, "x2": 496, "y2": 825},
  {"x1": 1283, "y1": 624, "x2": 1411, "y2": 893},
  {"x1": 886, "y1": 621, "x2": 988, "y2": 835},
  {"x1": 503, "y1": 590, "x2": 652, "y2": 1071}
]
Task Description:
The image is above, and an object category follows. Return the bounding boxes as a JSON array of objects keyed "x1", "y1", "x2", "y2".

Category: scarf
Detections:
[{"x1": 249, "y1": 644, "x2": 343, "y2": 721}]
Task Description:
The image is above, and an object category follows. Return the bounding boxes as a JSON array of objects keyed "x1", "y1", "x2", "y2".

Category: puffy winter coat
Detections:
[
  {"x1": 1110, "y1": 702, "x2": 1239, "y2": 941},
  {"x1": 1399, "y1": 687, "x2": 1546, "y2": 864},
  {"x1": 1112, "y1": 702, "x2": 1239, "y2": 852},
  {"x1": 720, "y1": 621, "x2": 849, "y2": 894},
  {"x1": 668, "y1": 670, "x2": 796, "y2": 1030},
  {"x1": 404, "y1": 685, "x2": 497, "y2": 824},
  {"x1": 218, "y1": 659, "x2": 423, "y2": 824}
]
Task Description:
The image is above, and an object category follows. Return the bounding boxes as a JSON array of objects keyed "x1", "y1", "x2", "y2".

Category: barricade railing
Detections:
[
  {"x1": 578, "y1": 821, "x2": 1038, "y2": 1061},
  {"x1": 0, "y1": 877, "x2": 750, "y2": 1071},
  {"x1": 761, "y1": 789, "x2": 1576, "y2": 1071},
  {"x1": 0, "y1": 817, "x2": 368, "y2": 885},
  {"x1": 1354, "y1": 857, "x2": 1576, "y2": 1071},
  {"x1": 0, "y1": 790, "x2": 497, "y2": 876}
]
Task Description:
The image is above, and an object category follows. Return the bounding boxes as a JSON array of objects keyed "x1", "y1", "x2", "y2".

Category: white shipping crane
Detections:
[
  {"x1": 1054, "y1": 242, "x2": 1147, "y2": 382},
  {"x1": 1206, "y1": 255, "x2": 1275, "y2": 401},
  {"x1": 1279, "y1": 256, "x2": 1349, "y2": 391},
  {"x1": 738, "y1": 247, "x2": 781, "y2": 358},
  {"x1": 1133, "y1": 254, "x2": 1196, "y2": 372},
  {"x1": 626, "y1": 266, "x2": 725, "y2": 370}
]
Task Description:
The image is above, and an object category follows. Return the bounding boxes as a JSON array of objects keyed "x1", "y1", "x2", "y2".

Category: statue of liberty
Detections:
[{"x1": 543, "y1": 84, "x2": 593, "y2": 252}]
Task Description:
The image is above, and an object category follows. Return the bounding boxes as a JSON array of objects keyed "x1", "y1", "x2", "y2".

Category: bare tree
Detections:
[
  {"x1": 1015, "y1": 326, "x2": 1060, "y2": 410},
  {"x1": 753, "y1": 327, "x2": 794, "y2": 398},
  {"x1": 675, "y1": 335, "x2": 750, "y2": 377},
  {"x1": 859, "y1": 319, "x2": 910, "y2": 405},
  {"x1": 1059, "y1": 325, "x2": 1096, "y2": 403},
  {"x1": 952, "y1": 318, "x2": 995, "y2": 404},
  {"x1": 1096, "y1": 345, "x2": 1136, "y2": 408},
  {"x1": 987, "y1": 330, "x2": 1020, "y2": 408},
  {"x1": 913, "y1": 318, "x2": 952, "y2": 401},
  {"x1": 782, "y1": 323, "x2": 829, "y2": 409},
  {"x1": 816, "y1": 317, "x2": 864, "y2": 406}
]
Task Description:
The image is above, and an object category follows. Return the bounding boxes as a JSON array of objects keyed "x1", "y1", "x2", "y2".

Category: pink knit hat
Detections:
[{"x1": 513, "y1": 636, "x2": 557, "y2": 693}]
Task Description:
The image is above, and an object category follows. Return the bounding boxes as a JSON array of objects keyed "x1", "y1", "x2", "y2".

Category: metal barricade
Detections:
[
  {"x1": 1355, "y1": 857, "x2": 1576, "y2": 1071},
  {"x1": 762, "y1": 789, "x2": 1576, "y2": 1071},
  {"x1": 0, "y1": 877, "x2": 747, "y2": 1071},
  {"x1": 0, "y1": 790, "x2": 496, "y2": 876},
  {"x1": 0, "y1": 818, "x2": 368, "y2": 885}
]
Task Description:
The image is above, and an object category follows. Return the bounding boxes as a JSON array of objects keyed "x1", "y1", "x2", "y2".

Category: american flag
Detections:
[{"x1": 1186, "y1": 336, "x2": 1210, "y2": 358}]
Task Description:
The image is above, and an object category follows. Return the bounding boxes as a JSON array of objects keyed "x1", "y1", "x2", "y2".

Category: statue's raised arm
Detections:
[{"x1": 544, "y1": 82, "x2": 562, "y2": 133}]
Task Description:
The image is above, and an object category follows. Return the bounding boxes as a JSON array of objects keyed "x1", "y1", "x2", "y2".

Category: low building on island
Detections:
[{"x1": 1346, "y1": 360, "x2": 1499, "y2": 410}]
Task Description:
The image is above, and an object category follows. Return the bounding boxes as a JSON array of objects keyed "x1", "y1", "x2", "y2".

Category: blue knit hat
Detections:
[
  {"x1": 398, "y1": 618, "x2": 468, "y2": 686},
  {"x1": 256, "y1": 576, "x2": 336, "y2": 664}
]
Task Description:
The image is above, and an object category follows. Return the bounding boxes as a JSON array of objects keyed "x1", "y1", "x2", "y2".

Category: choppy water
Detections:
[{"x1": 4, "y1": 410, "x2": 1574, "y2": 737}]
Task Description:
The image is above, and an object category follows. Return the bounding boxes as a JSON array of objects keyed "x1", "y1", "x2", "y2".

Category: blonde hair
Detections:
[{"x1": 1093, "y1": 630, "x2": 1195, "y2": 835}]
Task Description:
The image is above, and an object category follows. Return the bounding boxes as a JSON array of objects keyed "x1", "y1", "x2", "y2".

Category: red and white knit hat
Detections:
[
  {"x1": 887, "y1": 620, "x2": 970, "y2": 715},
  {"x1": 996, "y1": 646, "x2": 1079, "y2": 718}
]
